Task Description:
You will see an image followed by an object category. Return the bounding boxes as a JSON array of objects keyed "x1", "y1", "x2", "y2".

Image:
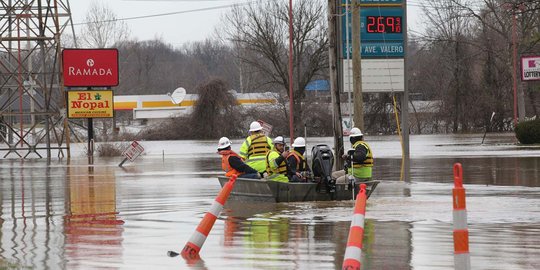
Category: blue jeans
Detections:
[{"x1": 241, "y1": 173, "x2": 260, "y2": 179}]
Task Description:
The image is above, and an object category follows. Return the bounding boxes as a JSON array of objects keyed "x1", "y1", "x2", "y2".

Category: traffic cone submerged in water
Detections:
[
  {"x1": 176, "y1": 175, "x2": 238, "y2": 262},
  {"x1": 342, "y1": 183, "x2": 367, "y2": 270},
  {"x1": 452, "y1": 163, "x2": 471, "y2": 270}
]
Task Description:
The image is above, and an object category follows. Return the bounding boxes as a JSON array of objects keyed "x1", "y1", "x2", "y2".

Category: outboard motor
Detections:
[{"x1": 311, "y1": 144, "x2": 336, "y2": 196}]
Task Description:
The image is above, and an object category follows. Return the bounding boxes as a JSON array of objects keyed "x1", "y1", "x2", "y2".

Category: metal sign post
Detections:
[{"x1": 119, "y1": 141, "x2": 145, "y2": 167}]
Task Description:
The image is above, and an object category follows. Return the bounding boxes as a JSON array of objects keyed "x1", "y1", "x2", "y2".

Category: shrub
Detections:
[
  {"x1": 190, "y1": 79, "x2": 243, "y2": 139},
  {"x1": 515, "y1": 119, "x2": 540, "y2": 144},
  {"x1": 96, "y1": 142, "x2": 130, "y2": 157},
  {"x1": 138, "y1": 117, "x2": 193, "y2": 140}
]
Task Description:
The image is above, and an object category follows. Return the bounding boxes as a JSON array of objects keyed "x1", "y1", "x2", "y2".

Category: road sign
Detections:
[
  {"x1": 521, "y1": 56, "x2": 540, "y2": 81},
  {"x1": 122, "y1": 141, "x2": 144, "y2": 162},
  {"x1": 257, "y1": 120, "x2": 273, "y2": 136}
]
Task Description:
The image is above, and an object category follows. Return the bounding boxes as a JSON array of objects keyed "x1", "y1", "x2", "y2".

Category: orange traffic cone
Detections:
[
  {"x1": 168, "y1": 175, "x2": 238, "y2": 262},
  {"x1": 342, "y1": 183, "x2": 367, "y2": 270}
]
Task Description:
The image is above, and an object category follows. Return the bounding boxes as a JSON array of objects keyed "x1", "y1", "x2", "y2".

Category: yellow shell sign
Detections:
[{"x1": 67, "y1": 90, "x2": 114, "y2": 118}]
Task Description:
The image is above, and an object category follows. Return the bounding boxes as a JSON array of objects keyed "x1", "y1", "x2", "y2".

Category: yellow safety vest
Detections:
[
  {"x1": 247, "y1": 134, "x2": 271, "y2": 157},
  {"x1": 287, "y1": 150, "x2": 307, "y2": 172},
  {"x1": 351, "y1": 140, "x2": 373, "y2": 179},
  {"x1": 266, "y1": 150, "x2": 288, "y2": 182},
  {"x1": 239, "y1": 133, "x2": 273, "y2": 173}
]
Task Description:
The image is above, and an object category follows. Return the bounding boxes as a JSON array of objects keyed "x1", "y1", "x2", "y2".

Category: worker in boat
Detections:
[
  {"x1": 332, "y1": 127, "x2": 373, "y2": 184},
  {"x1": 239, "y1": 121, "x2": 274, "y2": 175},
  {"x1": 287, "y1": 137, "x2": 311, "y2": 182},
  {"x1": 265, "y1": 136, "x2": 290, "y2": 182},
  {"x1": 218, "y1": 137, "x2": 260, "y2": 179}
]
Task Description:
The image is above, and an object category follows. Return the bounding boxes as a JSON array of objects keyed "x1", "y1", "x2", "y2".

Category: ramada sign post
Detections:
[{"x1": 62, "y1": 48, "x2": 119, "y2": 156}]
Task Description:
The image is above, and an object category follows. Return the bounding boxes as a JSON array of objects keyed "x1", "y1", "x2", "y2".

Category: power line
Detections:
[
  {"x1": 122, "y1": 0, "x2": 234, "y2": 2},
  {"x1": 72, "y1": 1, "x2": 256, "y2": 26},
  {"x1": 123, "y1": 0, "x2": 232, "y2": 2}
]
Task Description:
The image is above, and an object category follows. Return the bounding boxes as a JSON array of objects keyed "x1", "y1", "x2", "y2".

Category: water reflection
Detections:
[
  {"x1": 375, "y1": 157, "x2": 540, "y2": 187},
  {"x1": 221, "y1": 200, "x2": 413, "y2": 269},
  {"x1": 0, "y1": 160, "x2": 124, "y2": 269},
  {"x1": 0, "y1": 134, "x2": 538, "y2": 269},
  {"x1": 0, "y1": 160, "x2": 67, "y2": 269},
  {"x1": 64, "y1": 165, "x2": 124, "y2": 268}
]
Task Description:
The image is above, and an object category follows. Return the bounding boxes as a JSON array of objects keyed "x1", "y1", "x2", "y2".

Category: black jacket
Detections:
[
  {"x1": 286, "y1": 154, "x2": 310, "y2": 178},
  {"x1": 348, "y1": 143, "x2": 368, "y2": 164},
  {"x1": 229, "y1": 155, "x2": 258, "y2": 174}
]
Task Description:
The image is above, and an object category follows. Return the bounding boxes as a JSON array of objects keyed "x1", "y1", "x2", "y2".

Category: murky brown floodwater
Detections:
[{"x1": 0, "y1": 133, "x2": 539, "y2": 269}]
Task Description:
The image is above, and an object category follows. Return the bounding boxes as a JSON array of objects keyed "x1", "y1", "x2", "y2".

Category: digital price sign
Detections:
[{"x1": 366, "y1": 16, "x2": 402, "y2": 33}]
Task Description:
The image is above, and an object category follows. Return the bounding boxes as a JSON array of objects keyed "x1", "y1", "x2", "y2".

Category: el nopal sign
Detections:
[
  {"x1": 62, "y1": 49, "x2": 119, "y2": 87},
  {"x1": 67, "y1": 90, "x2": 114, "y2": 118}
]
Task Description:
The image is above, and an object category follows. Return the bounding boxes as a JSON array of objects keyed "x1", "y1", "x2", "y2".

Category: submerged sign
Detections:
[
  {"x1": 67, "y1": 90, "x2": 114, "y2": 118},
  {"x1": 522, "y1": 56, "x2": 540, "y2": 81}
]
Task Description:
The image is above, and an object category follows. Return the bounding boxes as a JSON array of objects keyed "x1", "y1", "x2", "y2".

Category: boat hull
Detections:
[{"x1": 217, "y1": 176, "x2": 379, "y2": 203}]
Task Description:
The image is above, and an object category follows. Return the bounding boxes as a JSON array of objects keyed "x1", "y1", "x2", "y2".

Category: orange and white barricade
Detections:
[
  {"x1": 342, "y1": 183, "x2": 367, "y2": 270},
  {"x1": 452, "y1": 163, "x2": 471, "y2": 270},
  {"x1": 180, "y1": 175, "x2": 238, "y2": 261}
]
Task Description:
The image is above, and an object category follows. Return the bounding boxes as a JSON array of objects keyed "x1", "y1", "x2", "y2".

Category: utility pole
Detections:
[
  {"x1": 403, "y1": 0, "x2": 410, "y2": 182},
  {"x1": 513, "y1": 9, "x2": 526, "y2": 123},
  {"x1": 506, "y1": 2, "x2": 527, "y2": 125},
  {"x1": 328, "y1": 0, "x2": 344, "y2": 170},
  {"x1": 288, "y1": 0, "x2": 295, "y2": 143},
  {"x1": 351, "y1": 0, "x2": 364, "y2": 130},
  {"x1": 512, "y1": 8, "x2": 519, "y2": 125}
]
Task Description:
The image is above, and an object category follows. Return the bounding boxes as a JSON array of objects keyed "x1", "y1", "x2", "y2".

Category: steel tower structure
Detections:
[{"x1": 0, "y1": 0, "x2": 74, "y2": 158}]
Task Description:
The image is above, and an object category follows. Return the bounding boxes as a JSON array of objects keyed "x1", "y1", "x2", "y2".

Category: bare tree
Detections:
[
  {"x1": 222, "y1": 0, "x2": 328, "y2": 135},
  {"x1": 115, "y1": 38, "x2": 240, "y2": 95},
  {"x1": 78, "y1": 1, "x2": 130, "y2": 48},
  {"x1": 421, "y1": 0, "x2": 479, "y2": 132},
  {"x1": 449, "y1": 0, "x2": 540, "y2": 127},
  {"x1": 411, "y1": 0, "x2": 540, "y2": 132}
]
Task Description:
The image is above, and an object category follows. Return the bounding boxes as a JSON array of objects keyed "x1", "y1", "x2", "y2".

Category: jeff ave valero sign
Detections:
[{"x1": 62, "y1": 49, "x2": 119, "y2": 87}]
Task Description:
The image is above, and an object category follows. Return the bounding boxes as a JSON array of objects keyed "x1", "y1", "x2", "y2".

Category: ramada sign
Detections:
[{"x1": 62, "y1": 49, "x2": 119, "y2": 87}]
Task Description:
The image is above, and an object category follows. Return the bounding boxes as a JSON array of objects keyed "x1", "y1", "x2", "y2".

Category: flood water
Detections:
[{"x1": 0, "y1": 133, "x2": 539, "y2": 269}]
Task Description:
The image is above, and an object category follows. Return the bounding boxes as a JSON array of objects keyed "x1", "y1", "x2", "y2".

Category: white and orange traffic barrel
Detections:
[
  {"x1": 168, "y1": 175, "x2": 238, "y2": 263},
  {"x1": 453, "y1": 163, "x2": 471, "y2": 270},
  {"x1": 342, "y1": 183, "x2": 367, "y2": 270}
]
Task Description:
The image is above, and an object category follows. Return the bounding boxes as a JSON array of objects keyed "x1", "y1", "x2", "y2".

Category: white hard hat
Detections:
[
  {"x1": 292, "y1": 137, "x2": 306, "y2": 147},
  {"x1": 217, "y1": 137, "x2": 232, "y2": 150},
  {"x1": 349, "y1": 127, "x2": 363, "y2": 137},
  {"x1": 273, "y1": 136, "x2": 285, "y2": 145},
  {"x1": 249, "y1": 121, "x2": 263, "y2": 132}
]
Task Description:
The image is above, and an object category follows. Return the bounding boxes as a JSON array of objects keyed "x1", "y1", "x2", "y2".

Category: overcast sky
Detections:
[{"x1": 68, "y1": 0, "x2": 424, "y2": 48}]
